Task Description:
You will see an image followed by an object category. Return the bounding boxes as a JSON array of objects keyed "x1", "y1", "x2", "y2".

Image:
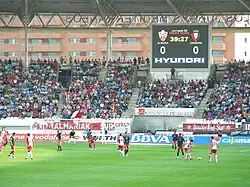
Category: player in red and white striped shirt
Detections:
[
  {"x1": 0, "y1": 129, "x2": 8, "y2": 154},
  {"x1": 117, "y1": 133, "x2": 125, "y2": 157},
  {"x1": 184, "y1": 139, "x2": 194, "y2": 160},
  {"x1": 209, "y1": 136, "x2": 219, "y2": 163},
  {"x1": 25, "y1": 133, "x2": 34, "y2": 160}
]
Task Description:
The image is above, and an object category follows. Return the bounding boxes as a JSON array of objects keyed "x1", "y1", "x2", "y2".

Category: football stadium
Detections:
[{"x1": 0, "y1": 0, "x2": 250, "y2": 187}]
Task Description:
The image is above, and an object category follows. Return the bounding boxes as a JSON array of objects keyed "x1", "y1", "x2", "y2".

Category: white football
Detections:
[{"x1": 198, "y1": 157, "x2": 202, "y2": 160}]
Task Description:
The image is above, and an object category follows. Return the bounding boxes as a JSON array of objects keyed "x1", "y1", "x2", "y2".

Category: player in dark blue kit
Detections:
[
  {"x1": 123, "y1": 132, "x2": 130, "y2": 156},
  {"x1": 172, "y1": 131, "x2": 178, "y2": 151},
  {"x1": 176, "y1": 133, "x2": 185, "y2": 159}
]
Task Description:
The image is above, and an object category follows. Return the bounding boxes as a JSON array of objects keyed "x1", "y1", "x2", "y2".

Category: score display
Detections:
[{"x1": 151, "y1": 24, "x2": 210, "y2": 69}]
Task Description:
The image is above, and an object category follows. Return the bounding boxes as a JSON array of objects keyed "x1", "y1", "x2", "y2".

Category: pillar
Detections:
[
  {"x1": 24, "y1": 0, "x2": 29, "y2": 68},
  {"x1": 106, "y1": 29, "x2": 112, "y2": 61}
]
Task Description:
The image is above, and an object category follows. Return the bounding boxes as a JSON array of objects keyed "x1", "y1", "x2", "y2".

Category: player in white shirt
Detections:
[
  {"x1": 184, "y1": 139, "x2": 194, "y2": 160},
  {"x1": 117, "y1": 133, "x2": 125, "y2": 157},
  {"x1": 25, "y1": 133, "x2": 34, "y2": 160},
  {"x1": 209, "y1": 136, "x2": 219, "y2": 163}
]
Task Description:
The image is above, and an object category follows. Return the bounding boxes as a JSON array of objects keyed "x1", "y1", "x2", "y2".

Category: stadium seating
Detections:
[
  {"x1": 61, "y1": 61, "x2": 133, "y2": 119},
  {"x1": 137, "y1": 79, "x2": 208, "y2": 108},
  {"x1": 203, "y1": 62, "x2": 250, "y2": 122},
  {"x1": 71, "y1": 60, "x2": 101, "y2": 81},
  {"x1": 0, "y1": 59, "x2": 60, "y2": 119}
]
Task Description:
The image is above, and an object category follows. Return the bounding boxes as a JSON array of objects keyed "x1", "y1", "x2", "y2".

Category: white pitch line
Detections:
[{"x1": 240, "y1": 149, "x2": 250, "y2": 153}]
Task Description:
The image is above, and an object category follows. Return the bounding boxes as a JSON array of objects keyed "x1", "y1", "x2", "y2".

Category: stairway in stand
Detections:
[
  {"x1": 99, "y1": 67, "x2": 107, "y2": 81},
  {"x1": 194, "y1": 88, "x2": 214, "y2": 119},
  {"x1": 56, "y1": 89, "x2": 65, "y2": 118},
  {"x1": 121, "y1": 88, "x2": 140, "y2": 118}
]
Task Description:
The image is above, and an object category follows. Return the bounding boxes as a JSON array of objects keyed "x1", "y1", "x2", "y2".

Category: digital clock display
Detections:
[
  {"x1": 151, "y1": 24, "x2": 210, "y2": 69},
  {"x1": 169, "y1": 36, "x2": 189, "y2": 42}
]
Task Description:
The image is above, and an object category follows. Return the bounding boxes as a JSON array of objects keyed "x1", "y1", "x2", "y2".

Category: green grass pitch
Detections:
[{"x1": 0, "y1": 142, "x2": 249, "y2": 187}]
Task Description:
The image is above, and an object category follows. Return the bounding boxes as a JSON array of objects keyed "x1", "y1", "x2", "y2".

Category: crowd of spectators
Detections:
[
  {"x1": 0, "y1": 59, "x2": 60, "y2": 119},
  {"x1": 203, "y1": 62, "x2": 250, "y2": 122},
  {"x1": 71, "y1": 60, "x2": 101, "y2": 81},
  {"x1": 61, "y1": 60, "x2": 133, "y2": 119},
  {"x1": 137, "y1": 79, "x2": 208, "y2": 108}
]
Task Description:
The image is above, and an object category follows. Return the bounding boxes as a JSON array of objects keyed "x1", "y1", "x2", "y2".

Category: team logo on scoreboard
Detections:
[
  {"x1": 191, "y1": 30, "x2": 200, "y2": 42},
  {"x1": 158, "y1": 30, "x2": 168, "y2": 42}
]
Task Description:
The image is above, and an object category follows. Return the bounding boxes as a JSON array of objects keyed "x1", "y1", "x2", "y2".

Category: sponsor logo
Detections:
[
  {"x1": 183, "y1": 123, "x2": 236, "y2": 133},
  {"x1": 83, "y1": 135, "x2": 117, "y2": 141},
  {"x1": 155, "y1": 131, "x2": 193, "y2": 136},
  {"x1": 15, "y1": 134, "x2": 118, "y2": 142},
  {"x1": 191, "y1": 30, "x2": 200, "y2": 42},
  {"x1": 131, "y1": 135, "x2": 170, "y2": 144},
  {"x1": 32, "y1": 120, "x2": 131, "y2": 132},
  {"x1": 15, "y1": 134, "x2": 69, "y2": 141},
  {"x1": 154, "y1": 57, "x2": 205, "y2": 64},
  {"x1": 158, "y1": 30, "x2": 168, "y2": 42},
  {"x1": 222, "y1": 137, "x2": 250, "y2": 144},
  {"x1": 135, "y1": 108, "x2": 195, "y2": 117}
]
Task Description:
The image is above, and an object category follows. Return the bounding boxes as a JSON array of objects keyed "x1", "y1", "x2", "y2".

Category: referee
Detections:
[{"x1": 68, "y1": 130, "x2": 76, "y2": 144}]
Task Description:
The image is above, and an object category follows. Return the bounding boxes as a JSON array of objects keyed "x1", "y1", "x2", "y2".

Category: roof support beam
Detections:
[
  {"x1": 95, "y1": 0, "x2": 120, "y2": 28},
  {"x1": 165, "y1": 0, "x2": 187, "y2": 23},
  {"x1": 17, "y1": 0, "x2": 35, "y2": 27},
  {"x1": 95, "y1": 0, "x2": 108, "y2": 27},
  {"x1": 165, "y1": 0, "x2": 206, "y2": 24},
  {"x1": 238, "y1": 0, "x2": 250, "y2": 11}
]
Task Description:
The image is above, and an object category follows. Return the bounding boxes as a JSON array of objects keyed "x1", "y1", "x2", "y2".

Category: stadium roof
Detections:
[
  {"x1": 0, "y1": 0, "x2": 250, "y2": 27},
  {"x1": 0, "y1": 0, "x2": 249, "y2": 14}
]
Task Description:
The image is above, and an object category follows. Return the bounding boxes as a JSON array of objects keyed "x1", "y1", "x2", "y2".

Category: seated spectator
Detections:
[
  {"x1": 72, "y1": 59, "x2": 100, "y2": 81},
  {"x1": 204, "y1": 62, "x2": 250, "y2": 122},
  {"x1": 61, "y1": 61, "x2": 133, "y2": 119},
  {"x1": 0, "y1": 58, "x2": 59, "y2": 119},
  {"x1": 137, "y1": 79, "x2": 207, "y2": 108}
]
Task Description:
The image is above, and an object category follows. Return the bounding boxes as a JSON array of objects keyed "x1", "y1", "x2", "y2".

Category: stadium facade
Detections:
[
  {"x1": 0, "y1": 0, "x2": 250, "y2": 65},
  {"x1": 1, "y1": 15, "x2": 250, "y2": 63}
]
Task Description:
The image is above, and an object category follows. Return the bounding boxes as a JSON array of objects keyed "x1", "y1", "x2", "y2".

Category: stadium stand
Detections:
[
  {"x1": 0, "y1": 59, "x2": 60, "y2": 119},
  {"x1": 71, "y1": 60, "x2": 101, "y2": 81},
  {"x1": 203, "y1": 62, "x2": 250, "y2": 122},
  {"x1": 136, "y1": 79, "x2": 208, "y2": 108},
  {"x1": 61, "y1": 60, "x2": 133, "y2": 119}
]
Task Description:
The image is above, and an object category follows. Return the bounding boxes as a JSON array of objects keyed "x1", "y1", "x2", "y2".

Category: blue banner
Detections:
[
  {"x1": 130, "y1": 135, "x2": 250, "y2": 145},
  {"x1": 131, "y1": 135, "x2": 170, "y2": 144}
]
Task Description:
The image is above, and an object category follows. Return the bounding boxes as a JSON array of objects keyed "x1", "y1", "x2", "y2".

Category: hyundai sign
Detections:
[{"x1": 151, "y1": 24, "x2": 210, "y2": 69}]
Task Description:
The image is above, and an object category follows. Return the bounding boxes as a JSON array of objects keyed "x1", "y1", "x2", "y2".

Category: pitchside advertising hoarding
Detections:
[
  {"x1": 151, "y1": 24, "x2": 210, "y2": 69},
  {"x1": 1, "y1": 118, "x2": 249, "y2": 145},
  {"x1": 182, "y1": 122, "x2": 236, "y2": 133},
  {"x1": 135, "y1": 108, "x2": 196, "y2": 117},
  {"x1": 13, "y1": 134, "x2": 250, "y2": 145}
]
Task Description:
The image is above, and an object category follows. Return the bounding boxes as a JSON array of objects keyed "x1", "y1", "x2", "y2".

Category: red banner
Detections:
[
  {"x1": 32, "y1": 121, "x2": 101, "y2": 131},
  {"x1": 244, "y1": 124, "x2": 250, "y2": 131},
  {"x1": 32, "y1": 120, "x2": 130, "y2": 131},
  {"x1": 183, "y1": 123, "x2": 236, "y2": 133}
]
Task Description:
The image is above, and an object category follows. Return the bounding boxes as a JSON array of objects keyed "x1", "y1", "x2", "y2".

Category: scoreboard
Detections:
[{"x1": 151, "y1": 24, "x2": 210, "y2": 69}]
